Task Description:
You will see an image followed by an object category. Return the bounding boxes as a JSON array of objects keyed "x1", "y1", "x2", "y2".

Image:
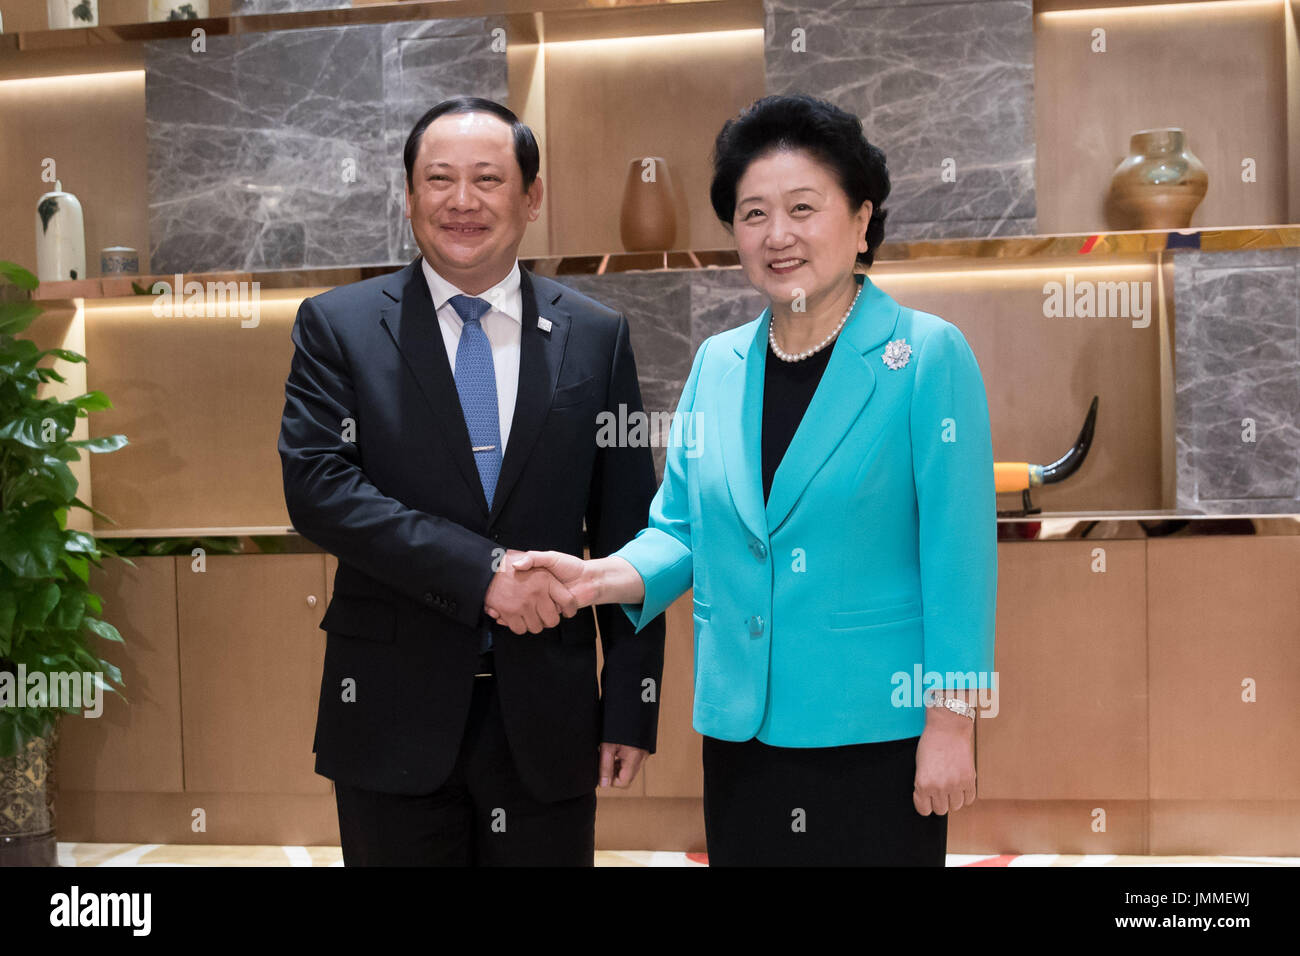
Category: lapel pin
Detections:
[
  {"x1": 882, "y1": 338, "x2": 912, "y2": 370},
  {"x1": 537, "y1": 317, "x2": 552, "y2": 333}
]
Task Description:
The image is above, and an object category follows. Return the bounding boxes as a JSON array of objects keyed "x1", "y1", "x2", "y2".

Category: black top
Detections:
[{"x1": 761, "y1": 338, "x2": 835, "y2": 502}]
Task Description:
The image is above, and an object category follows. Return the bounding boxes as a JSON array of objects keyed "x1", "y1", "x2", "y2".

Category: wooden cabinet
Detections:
[
  {"x1": 978, "y1": 540, "x2": 1148, "y2": 802},
  {"x1": 642, "y1": 593, "x2": 702, "y2": 799},
  {"x1": 1148, "y1": 536, "x2": 1300, "y2": 801},
  {"x1": 53, "y1": 552, "x2": 335, "y2": 844},
  {"x1": 51, "y1": 535, "x2": 1300, "y2": 854},
  {"x1": 56, "y1": 556, "x2": 183, "y2": 793},
  {"x1": 175, "y1": 554, "x2": 328, "y2": 795}
]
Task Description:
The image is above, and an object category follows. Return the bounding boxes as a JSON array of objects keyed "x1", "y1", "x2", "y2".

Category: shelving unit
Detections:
[
  {"x1": 4, "y1": 0, "x2": 1297, "y2": 855},
  {"x1": 24, "y1": 223, "x2": 1300, "y2": 305}
]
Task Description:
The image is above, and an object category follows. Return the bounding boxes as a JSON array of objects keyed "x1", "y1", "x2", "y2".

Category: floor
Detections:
[{"x1": 54, "y1": 844, "x2": 1300, "y2": 866}]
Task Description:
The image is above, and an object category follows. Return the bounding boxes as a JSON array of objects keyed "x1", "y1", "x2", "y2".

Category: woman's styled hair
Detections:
[
  {"x1": 709, "y1": 93, "x2": 891, "y2": 268},
  {"x1": 403, "y1": 97, "x2": 540, "y2": 192}
]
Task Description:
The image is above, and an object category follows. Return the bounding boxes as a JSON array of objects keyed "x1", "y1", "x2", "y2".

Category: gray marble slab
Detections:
[
  {"x1": 231, "y1": 0, "x2": 350, "y2": 13},
  {"x1": 1174, "y1": 247, "x2": 1300, "y2": 514},
  {"x1": 551, "y1": 268, "x2": 773, "y2": 479},
  {"x1": 145, "y1": 19, "x2": 506, "y2": 273},
  {"x1": 763, "y1": 0, "x2": 1036, "y2": 239},
  {"x1": 146, "y1": 27, "x2": 388, "y2": 273},
  {"x1": 690, "y1": 267, "x2": 768, "y2": 351},
  {"x1": 383, "y1": 18, "x2": 510, "y2": 264},
  {"x1": 559, "y1": 272, "x2": 694, "y2": 478}
]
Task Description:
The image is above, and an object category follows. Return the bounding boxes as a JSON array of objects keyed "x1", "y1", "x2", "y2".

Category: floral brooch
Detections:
[{"x1": 881, "y1": 338, "x2": 912, "y2": 370}]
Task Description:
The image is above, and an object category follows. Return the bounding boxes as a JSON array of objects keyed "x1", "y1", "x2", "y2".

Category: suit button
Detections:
[
  {"x1": 748, "y1": 615, "x2": 764, "y2": 636},
  {"x1": 424, "y1": 592, "x2": 434, "y2": 605},
  {"x1": 450, "y1": 601, "x2": 458, "y2": 612},
  {"x1": 749, "y1": 539, "x2": 767, "y2": 560},
  {"x1": 490, "y1": 531, "x2": 501, "y2": 542}
]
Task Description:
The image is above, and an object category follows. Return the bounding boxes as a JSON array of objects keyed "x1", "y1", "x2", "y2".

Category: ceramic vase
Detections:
[
  {"x1": 47, "y1": 0, "x2": 98, "y2": 29},
  {"x1": 100, "y1": 246, "x2": 139, "y2": 275},
  {"x1": 36, "y1": 181, "x2": 87, "y2": 282},
  {"x1": 148, "y1": 0, "x2": 208, "y2": 21},
  {"x1": 1106, "y1": 128, "x2": 1208, "y2": 230},
  {"x1": 620, "y1": 157, "x2": 677, "y2": 251}
]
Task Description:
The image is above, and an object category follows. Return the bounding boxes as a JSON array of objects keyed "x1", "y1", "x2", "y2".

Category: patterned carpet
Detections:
[{"x1": 53, "y1": 844, "x2": 1300, "y2": 866}]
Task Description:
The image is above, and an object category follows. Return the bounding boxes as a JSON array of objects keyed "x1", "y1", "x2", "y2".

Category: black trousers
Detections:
[
  {"x1": 702, "y1": 734, "x2": 947, "y2": 866},
  {"x1": 333, "y1": 676, "x2": 596, "y2": 866}
]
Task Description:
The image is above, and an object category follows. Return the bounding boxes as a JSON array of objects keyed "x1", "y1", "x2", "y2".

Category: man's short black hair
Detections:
[
  {"x1": 403, "y1": 97, "x2": 540, "y2": 191},
  {"x1": 709, "y1": 93, "x2": 891, "y2": 268}
]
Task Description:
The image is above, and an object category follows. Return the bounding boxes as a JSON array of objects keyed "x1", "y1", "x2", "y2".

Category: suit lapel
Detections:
[
  {"x1": 379, "y1": 258, "x2": 487, "y2": 512},
  {"x1": 718, "y1": 311, "x2": 769, "y2": 547},
  {"x1": 488, "y1": 266, "x2": 570, "y2": 523},
  {"x1": 720, "y1": 273, "x2": 903, "y2": 538}
]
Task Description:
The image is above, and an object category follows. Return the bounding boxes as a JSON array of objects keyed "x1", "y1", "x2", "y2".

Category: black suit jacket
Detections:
[{"x1": 277, "y1": 257, "x2": 666, "y2": 802}]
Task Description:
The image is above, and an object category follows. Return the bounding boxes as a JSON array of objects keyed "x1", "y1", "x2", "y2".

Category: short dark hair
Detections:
[
  {"x1": 709, "y1": 93, "x2": 891, "y2": 268},
  {"x1": 403, "y1": 97, "x2": 540, "y2": 192}
]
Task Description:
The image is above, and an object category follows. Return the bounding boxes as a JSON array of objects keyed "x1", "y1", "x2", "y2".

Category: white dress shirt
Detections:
[{"x1": 421, "y1": 256, "x2": 522, "y2": 454}]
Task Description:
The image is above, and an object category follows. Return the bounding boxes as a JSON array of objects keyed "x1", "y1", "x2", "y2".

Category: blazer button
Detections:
[
  {"x1": 749, "y1": 539, "x2": 767, "y2": 560},
  {"x1": 748, "y1": 615, "x2": 764, "y2": 636},
  {"x1": 424, "y1": 592, "x2": 434, "y2": 605}
]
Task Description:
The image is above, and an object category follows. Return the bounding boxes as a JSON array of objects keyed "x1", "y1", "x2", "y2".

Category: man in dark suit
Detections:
[{"x1": 277, "y1": 97, "x2": 665, "y2": 865}]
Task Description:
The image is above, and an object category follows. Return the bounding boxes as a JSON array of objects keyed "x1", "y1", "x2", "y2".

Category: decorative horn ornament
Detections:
[{"x1": 995, "y1": 396, "x2": 1098, "y2": 518}]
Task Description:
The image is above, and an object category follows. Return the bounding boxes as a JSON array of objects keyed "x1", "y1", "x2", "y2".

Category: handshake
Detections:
[{"x1": 483, "y1": 549, "x2": 600, "y2": 635}]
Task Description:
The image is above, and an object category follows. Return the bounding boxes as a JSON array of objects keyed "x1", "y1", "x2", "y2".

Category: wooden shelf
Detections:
[
  {"x1": 27, "y1": 223, "x2": 1300, "y2": 303},
  {"x1": 0, "y1": 0, "x2": 723, "y2": 54},
  {"x1": 87, "y1": 513, "x2": 1300, "y2": 546}
]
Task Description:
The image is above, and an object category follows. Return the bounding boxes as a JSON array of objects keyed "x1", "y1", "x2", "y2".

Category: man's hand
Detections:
[
  {"x1": 599, "y1": 742, "x2": 648, "y2": 788},
  {"x1": 509, "y1": 550, "x2": 602, "y2": 607},
  {"x1": 484, "y1": 549, "x2": 578, "y2": 635}
]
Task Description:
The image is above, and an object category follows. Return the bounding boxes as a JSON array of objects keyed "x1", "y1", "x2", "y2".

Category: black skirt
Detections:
[{"x1": 702, "y1": 734, "x2": 947, "y2": 866}]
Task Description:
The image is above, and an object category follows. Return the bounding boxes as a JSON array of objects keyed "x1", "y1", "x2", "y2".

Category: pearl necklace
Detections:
[{"x1": 768, "y1": 279, "x2": 863, "y2": 362}]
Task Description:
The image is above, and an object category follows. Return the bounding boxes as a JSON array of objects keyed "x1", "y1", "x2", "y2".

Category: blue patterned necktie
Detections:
[
  {"x1": 448, "y1": 294, "x2": 502, "y2": 655},
  {"x1": 449, "y1": 294, "x2": 503, "y2": 509}
]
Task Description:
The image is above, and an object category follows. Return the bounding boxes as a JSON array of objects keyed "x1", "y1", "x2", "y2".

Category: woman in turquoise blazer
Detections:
[{"x1": 509, "y1": 94, "x2": 997, "y2": 865}]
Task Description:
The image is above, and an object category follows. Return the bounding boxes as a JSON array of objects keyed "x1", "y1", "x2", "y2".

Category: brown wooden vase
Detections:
[
  {"x1": 1105, "y1": 128, "x2": 1208, "y2": 230},
  {"x1": 620, "y1": 157, "x2": 677, "y2": 251}
]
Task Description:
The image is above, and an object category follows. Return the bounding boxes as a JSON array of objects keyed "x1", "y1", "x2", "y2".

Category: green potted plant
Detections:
[{"x1": 0, "y1": 261, "x2": 127, "y2": 866}]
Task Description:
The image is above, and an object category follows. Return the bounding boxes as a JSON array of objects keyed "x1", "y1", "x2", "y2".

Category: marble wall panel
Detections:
[
  {"x1": 560, "y1": 272, "x2": 693, "y2": 478},
  {"x1": 146, "y1": 18, "x2": 506, "y2": 273},
  {"x1": 1174, "y1": 247, "x2": 1300, "y2": 513},
  {"x1": 383, "y1": 19, "x2": 510, "y2": 266},
  {"x1": 232, "y1": 0, "x2": 350, "y2": 13},
  {"x1": 764, "y1": 0, "x2": 1036, "y2": 240},
  {"x1": 557, "y1": 267, "x2": 770, "y2": 480}
]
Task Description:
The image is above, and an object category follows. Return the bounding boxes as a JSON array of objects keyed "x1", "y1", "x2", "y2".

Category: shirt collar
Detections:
[{"x1": 420, "y1": 257, "x2": 522, "y2": 324}]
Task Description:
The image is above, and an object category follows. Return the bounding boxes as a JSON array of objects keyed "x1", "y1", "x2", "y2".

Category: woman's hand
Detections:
[
  {"x1": 913, "y1": 709, "x2": 977, "y2": 815},
  {"x1": 507, "y1": 550, "x2": 602, "y2": 608}
]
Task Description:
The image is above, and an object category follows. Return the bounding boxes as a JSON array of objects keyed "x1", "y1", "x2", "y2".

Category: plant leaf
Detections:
[
  {"x1": 0, "y1": 301, "x2": 42, "y2": 336},
  {"x1": 68, "y1": 435, "x2": 128, "y2": 453},
  {"x1": 0, "y1": 261, "x2": 39, "y2": 290},
  {"x1": 71, "y1": 390, "x2": 111, "y2": 412},
  {"x1": 84, "y1": 617, "x2": 124, "y2": 643},
  {"x1": 0, "y1": 504, "x2": 63, "y2": 577}
]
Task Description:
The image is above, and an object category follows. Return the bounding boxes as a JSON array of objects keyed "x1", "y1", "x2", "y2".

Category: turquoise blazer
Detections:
[{"x1": 612, "y1": 273, "x2": 997, "y2": 746}]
